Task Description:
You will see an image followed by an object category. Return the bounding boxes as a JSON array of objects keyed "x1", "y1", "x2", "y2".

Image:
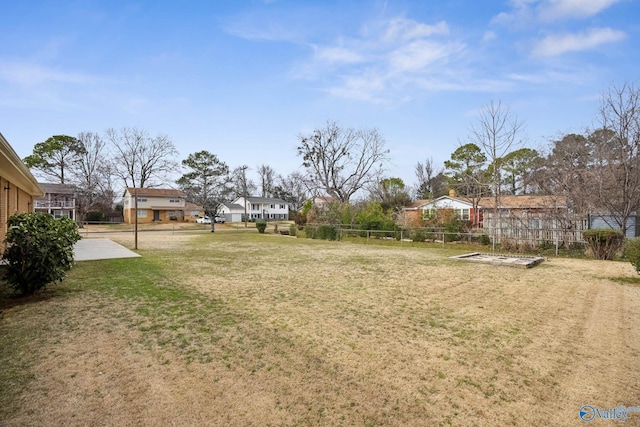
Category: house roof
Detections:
[
  {"x1": 243, "y1": 196, "x2": 288, "y2": 204},
  {"x1": 184, "y1": 201, "x2": 204, "y2": 210},
  {"x1": 405, "y1": 195, "x2": 568, "y2": 210},
  {"x1": 38, "y1": 182, "x2": 77, "y2": 195},
  {"x1": 225, "y1": 203, "x2": 244, "y2": 210},
  {"x1": 477, "y1": 195, "x2": 567, "y2": 209},
  {"x1": 0, "y1": 132, "x2": 44, "y2": 197},
  {"x1": 125, "y1": 187, "x2": 186, "y2": 198},
  {"x1": 405, "y1": 199, "x2": 431, "y2": 209}
]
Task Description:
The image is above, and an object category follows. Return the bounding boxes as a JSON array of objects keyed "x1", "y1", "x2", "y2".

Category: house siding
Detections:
[
  {"x1": 122, "y1": 188, "x2": 187, "y2": 224},
  {"x1": 589, "y1": 214, "x2": 638, "y2": 238},
  {"x1": 0, "y1": 133, "x2": 44, "y2": 249}
]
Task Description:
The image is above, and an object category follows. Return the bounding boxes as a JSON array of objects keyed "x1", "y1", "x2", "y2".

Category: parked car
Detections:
[
  {"x1": 214, "y1": 216, "x2": 225, "y2": 224},
  {"x1": 196, "y1": 216, "x2": 211, "y2": 224}
]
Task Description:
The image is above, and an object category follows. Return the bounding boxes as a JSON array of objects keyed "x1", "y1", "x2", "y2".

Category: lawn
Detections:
[{"x1": 1, "y1": 231, "x2": 639, "y2": 426}]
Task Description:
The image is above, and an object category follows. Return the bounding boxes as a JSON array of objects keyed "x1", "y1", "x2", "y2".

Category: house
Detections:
[
  {"x1": 122, "y1": 187, "x2": 187, "y2": 224},
  {"x1": 219, "y1": 202, "x2": 245, "y2": 223},
  {"x1": 184, "y1": 201, "x2": 205, "y2": 223},
  {"x1": 588, "y1": 213, "x2": 640, "y2": 238},
  {"x1": 34, "y1": 183, "x2": 77, "y2": 220},
  {"x1": 222, "y1": 197, "x2": 289, "y2": 222},
  {"x1": 479, "y1": 195, "x2": 581, "y2": 246},
  {"x1": 415, "y1": 195, "x2": 480, "y2": 223},
  {"x1": 0, "y1": 132, "x2": 44, "y2": 246}
]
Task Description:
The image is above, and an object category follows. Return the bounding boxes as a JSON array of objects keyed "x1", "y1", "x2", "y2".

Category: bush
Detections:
[
  {"x1": 256, "y1": 220, "x2": 267, "y2": 233},
  {"x1": 479, "y1": 234, "x2": 490, "y2": 245},
  {"x1": 410, "y1": 228, "x2": 426, "y2": 242},
  {"x1": 582, "y1": 229, "x2": 624, "y2": 260},
  {"x1": 316, "y1": 224, "x2": 338, "y2": 241},
  {"x1": 289, "y1": 224, "x2": 297, "y2": 237},
  {"x1": 85, "y1": 211, "x2": 106, "y2": 222},
  {"x1": 1, "y1": 212, "x2": 81, "y2": 295},
  {"x1": 304, "y1": 225, "x2": 316, "y2": 239},
  {"x1": 625, "y1": 238, "x2": 640, "y2": 273},
  {"x1": 294, "y1": 211, "x2": 307, "y2": 227}
]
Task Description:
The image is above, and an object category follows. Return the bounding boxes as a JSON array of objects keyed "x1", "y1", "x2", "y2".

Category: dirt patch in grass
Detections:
[{"x1": 1, "y1": 233, "x2": 639, "y2": 426}]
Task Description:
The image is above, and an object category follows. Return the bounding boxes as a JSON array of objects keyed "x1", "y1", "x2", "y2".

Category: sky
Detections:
[{"x1": 1, "y1": 0, "x2": 638, "y2": 190}]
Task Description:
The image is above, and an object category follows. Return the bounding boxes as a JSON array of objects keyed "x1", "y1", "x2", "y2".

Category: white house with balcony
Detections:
[
  {"x1": 34, "y1": 183, "x2": 77, "y2": 220},
  {"x1": 221, "y1": 196, "x2": 289, "y2": 222}
]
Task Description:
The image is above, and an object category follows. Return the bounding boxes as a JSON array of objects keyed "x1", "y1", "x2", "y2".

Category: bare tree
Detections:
[
  {"x1": 72, "y1": 132, "x2": 110, "y2": 222},
  {"x1": 297, "y1": 121, "x2": 389, "y2": 203},
  {"x1": 414, "y1": 157, "x2": 446, "y2": 199},
  {"x1": 232, "y1": 165, "x2": 256, "y2": 227},
  {"x1": 106, "y1": 127, "x2": 178, "y2": 188},
  {"x1": 537, "y1": 133, "x2": 595, "y2": 215},
  {"x1": 593, "y1": 83, "x2": 640, "y2": 237},
  {"x1": 471, "y1": 100, "x2": 525, "y2": 197},
  {"x1": 273, "y1": 171, "x2": 309, "y2": 211},
  {"x1": 470, "y1": 100, "x2": 525, "y2": 246},
  {"x1": 257, "y1": 164, "x2": 277, "y2": 197}
]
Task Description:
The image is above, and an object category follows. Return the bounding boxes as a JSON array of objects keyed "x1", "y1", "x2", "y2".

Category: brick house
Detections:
[
  {"x1": 122, "y1": 187, "x2": 187, "y2": 224},
  {"x1": 0, "y1": 132, "x2": 44, "y2": 247}
]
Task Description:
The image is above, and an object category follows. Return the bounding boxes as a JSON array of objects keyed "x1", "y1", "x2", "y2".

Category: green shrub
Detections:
[
  {"x1": 289, "y1": 224, "x2": 297, "y2": 237},
  {"x1": 479, "y1": 234, "x2": 490, "y2": 245},
  {"x1": 85, "y1": 211, "x2": 106, "y2": 222},
  {"x1": 410, "y1": 228, "x2": 426, "y2": 242},
  {"x1": 1, "y1": 212, "x2": 81, "y2": 295},
  {"x1": 304, "y1": 225, "x2": 316, "y2": 239},
  {"x1": 582, "y1": 228, "x2": 624, "y2": 260},
  {"x1": 256, "y1": 220, "x2": 267, "y2": 233},
  {"x1": 316, "y1": 224, "x2": 338, "y2": 241},
  {"x1": 625, "y1": 237, "x2": 640, "y2": 273}
]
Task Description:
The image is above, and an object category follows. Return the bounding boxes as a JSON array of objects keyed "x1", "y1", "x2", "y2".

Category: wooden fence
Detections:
[{"x1": 482, "y1": 212, "x2": 589, "y2": 247}]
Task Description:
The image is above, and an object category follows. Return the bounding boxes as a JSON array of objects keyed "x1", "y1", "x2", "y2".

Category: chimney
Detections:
[{"x1": 449, "y1": 189, "x2": 456, "y2": 197}]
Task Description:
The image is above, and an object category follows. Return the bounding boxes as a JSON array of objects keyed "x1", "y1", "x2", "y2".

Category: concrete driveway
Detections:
[{"x1": 74, "y1": 238, "x2": 141, "y2": 261}]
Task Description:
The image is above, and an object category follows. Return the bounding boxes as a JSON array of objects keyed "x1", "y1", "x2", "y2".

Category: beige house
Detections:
[
  {"x1": 0, "y1": 132, "x2": 44, "y2": 247},
  {"x1": 122, "y1": 187, "x2": 187, "y2": 224}
]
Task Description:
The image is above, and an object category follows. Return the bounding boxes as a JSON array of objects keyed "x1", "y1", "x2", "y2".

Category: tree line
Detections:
[{"x1": 23, "y1": 82, "x2": 640, "y2": 235}]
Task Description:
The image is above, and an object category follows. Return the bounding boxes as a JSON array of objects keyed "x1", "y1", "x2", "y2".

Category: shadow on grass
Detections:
[{"x1": 0, "y1": 282, "x2": 63, "y2": 312}]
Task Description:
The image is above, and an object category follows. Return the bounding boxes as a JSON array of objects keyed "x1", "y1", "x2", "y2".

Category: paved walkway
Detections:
[{"x1": 74, "y1": 238, "x2": 141, "y2": 261}]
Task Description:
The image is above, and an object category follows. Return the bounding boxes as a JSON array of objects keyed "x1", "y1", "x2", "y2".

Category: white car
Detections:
[
  {"x1": 196, "y1": 216, "x2": 211, "y2": 224},
  {"x1": 214, "y1": 216, "x2": 225, "y2": 223}
]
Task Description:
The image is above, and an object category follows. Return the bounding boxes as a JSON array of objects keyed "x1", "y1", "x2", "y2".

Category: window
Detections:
[
  {"x1": 251, "y1": 204, "x2": 259, "y2": 210},
  {"x1": 423, "y1": 208, "x2": 436, "y2": 219},
  {"x1": 137, "y1": 197, "x2": 147, "y2": 202},
  {"x1": 270, "y1": 204, "x2": 275, "y2": 209},
  {"x1": 137, "y1": 210, "x2": 147, "y2": 218},
  {"x1": 169, "y1": 198, "x2": 180, "y2": 203},
  {"x1": 453, "y1": 209, "x2": 470, "y2": 220},
  {"x1": 280, "y1": 204, "x2": 285, "y2": 209},
  {"x1": 190, "y1": 211, "x2": 200, "y2": 217}
]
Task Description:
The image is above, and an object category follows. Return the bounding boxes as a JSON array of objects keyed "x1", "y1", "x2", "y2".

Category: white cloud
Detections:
[
  {"x1": 0, "y1": 61, "x2": 105, "y2": 87},
  {"x1": 492, "y1": 0, "x2": 620, "y2": 26},
  {"x1": 538, "y1": 0, "x2": 620, "y2": 21},
  {"x1": 382, "y1": 19, "x2": 449, "y2": 43},
  {"x1": 294, "y1": 17, "x2": 471, "y2": 103},
  {"x1": 313, "y1": 46, "x2": 366, "y2": 65},
  {"x1": 531, "y1": 27, "x2": 626, "y2": 57},
  {"x1": 388, "y1": 40, "x2": 463, "y2": 73}
]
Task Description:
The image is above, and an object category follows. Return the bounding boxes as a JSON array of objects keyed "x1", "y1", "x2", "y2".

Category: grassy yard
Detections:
[{"x1": 1, "y1": 231, "x2": 639, "y2": 426}]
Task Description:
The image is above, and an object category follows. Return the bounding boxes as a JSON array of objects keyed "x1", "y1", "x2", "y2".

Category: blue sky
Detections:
[{"x1": 1, "y1": 0, "x2": 638, "y2": 189}]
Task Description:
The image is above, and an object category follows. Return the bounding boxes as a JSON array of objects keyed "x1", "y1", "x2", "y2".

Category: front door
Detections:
[{"x1": 153, "y1": 210, "x2": 160, "y2": 221}]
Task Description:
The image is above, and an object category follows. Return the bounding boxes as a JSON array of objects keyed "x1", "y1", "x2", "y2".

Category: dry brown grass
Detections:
[{"x1": 1, "y1": 231, "x2": 639, "y2": 426}]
